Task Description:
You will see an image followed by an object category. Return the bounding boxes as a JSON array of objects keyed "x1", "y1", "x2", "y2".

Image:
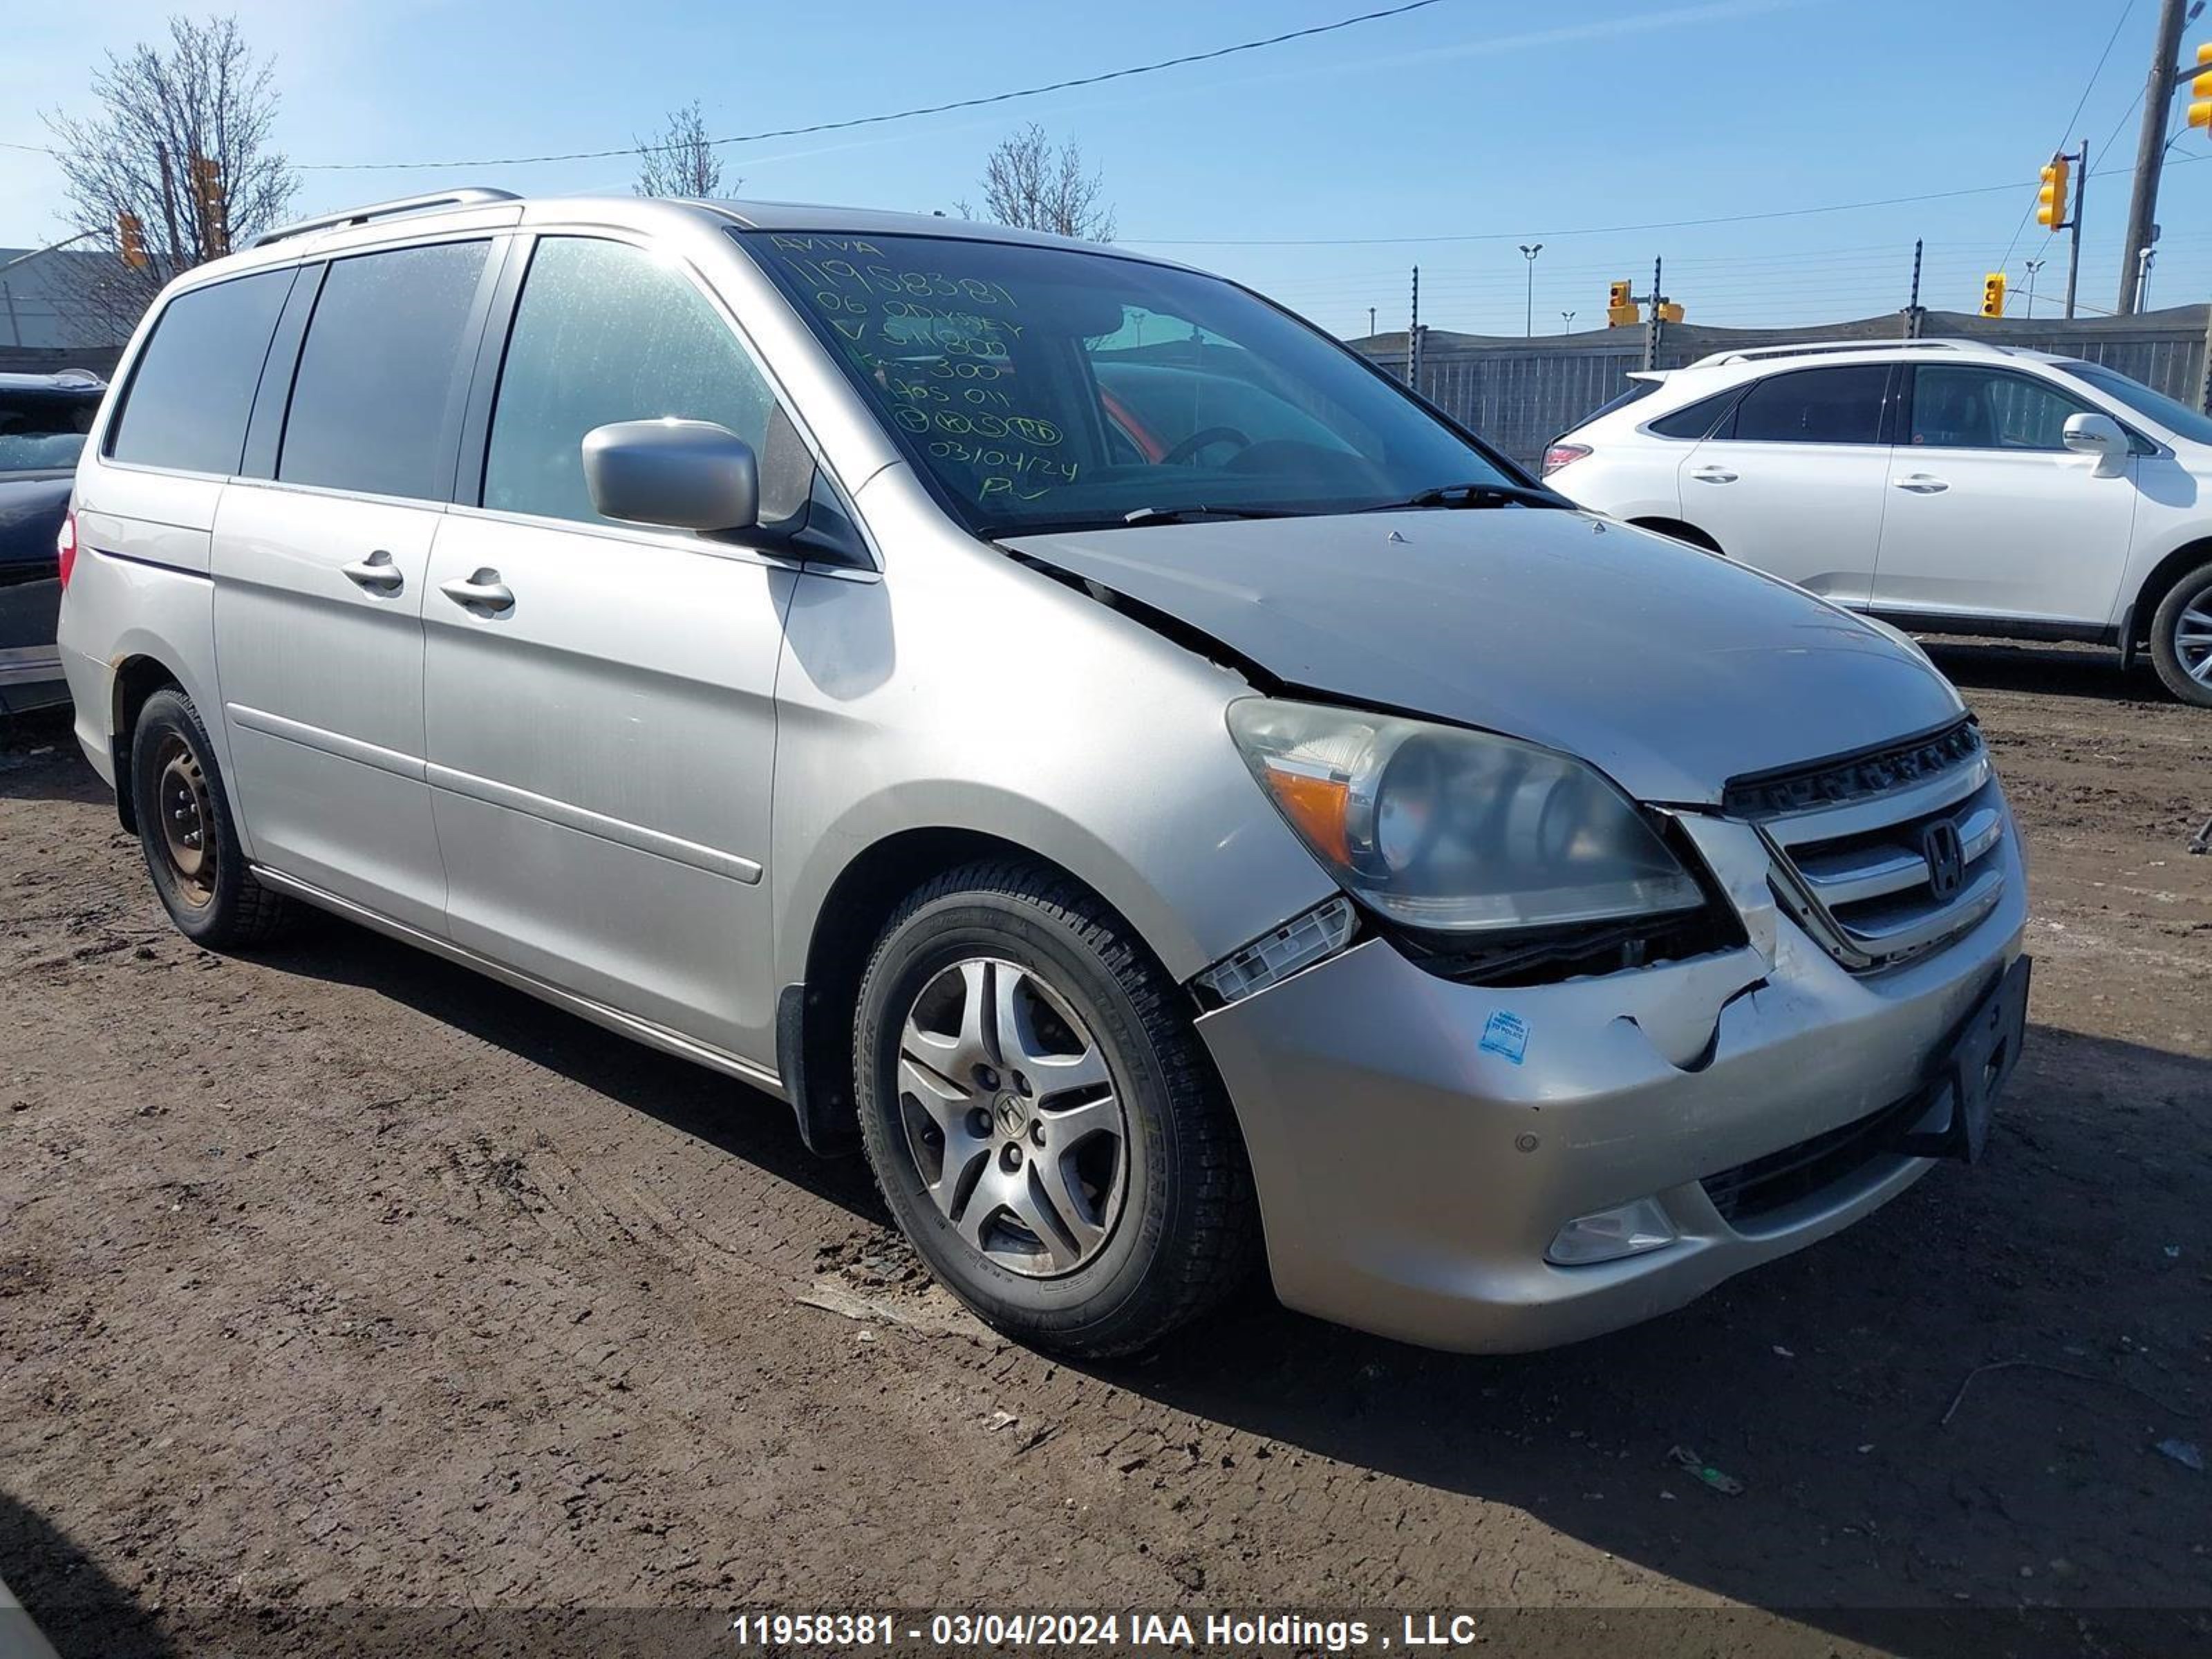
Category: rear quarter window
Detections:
[
  {"x1": 1647, "y1": 388, "x2": 1742, "y2": 439},
  {"x1": 107, "y1": 270, "x2": 293, "y2": 476}
]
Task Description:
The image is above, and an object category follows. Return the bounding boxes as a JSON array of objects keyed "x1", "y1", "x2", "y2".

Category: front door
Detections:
[
  {"x1": 1868, "y1": 363, "x2": 2139, "y2": 628},
  {"x1": 213, "y1": 237, "x2": 499, "y2": 933},
  {"x1": 1674, "y1": 362, "x2": 1896, "y2": 606},
  {"x1": 422, "y1": 234, "x2": 806, "y2": 1063}
]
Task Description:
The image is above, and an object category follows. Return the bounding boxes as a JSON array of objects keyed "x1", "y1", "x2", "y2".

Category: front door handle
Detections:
[
  {"x1": 341, "y1": 550, "x2": 404, "y2": 594},
  {"x1": 440, "y1": 570, "x2": 515, "y2": 614},
  {"x1": 1691, "y1": 467, "x2": 1738, "y2": 484},
  {"x1": 1893, "y1": 474, "x2": 1950, "y2": 494}
]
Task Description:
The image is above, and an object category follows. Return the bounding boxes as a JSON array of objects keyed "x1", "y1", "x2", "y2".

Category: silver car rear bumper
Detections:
[{"x1": 1197, "y1": 807, "x2": 2028, "y2": 1353}]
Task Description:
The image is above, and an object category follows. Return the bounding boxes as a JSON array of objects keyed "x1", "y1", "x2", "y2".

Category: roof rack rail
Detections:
[
  {"x1": 1689, "y1": 338, "x2": 2008, "y2": 367},
  {"x1": 254, "y1": 189, "x2": 521, "y2": 248}
]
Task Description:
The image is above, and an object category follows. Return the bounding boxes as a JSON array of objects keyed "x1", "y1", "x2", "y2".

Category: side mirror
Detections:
[
  {"x1": 582, "y1": 418, "x2": 760, "y2": 531},
  {"x1": 2062, "y1": 411, "x2": 2130, "y2": 478}
]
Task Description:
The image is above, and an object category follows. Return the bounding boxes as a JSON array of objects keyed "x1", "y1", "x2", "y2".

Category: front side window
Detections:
[
  {"x1": 2061, "y1": 360, "x2": 2212, "y2": 446},
  {"x1": 1908, "y1": 366, "x2": 2090, "y2": 451},
  {"x1": 483, "y1": 237, "x2": 779, "y2": 526},
  {"x1": 739, "y1": 229, "x2": 1517, "y2": 534},
  {"x1": 279, "y1": 239, "x2": 491, "y2": 500},
  {"x1": 1725, "y1": 365, "x2": 1888, "y2": 445},
  {"x1": 0, "y1": 391, "x2": 101, "y2": 474},
  {"x1": 108, "y1": 270, "x2": 291, "y2": 475}
]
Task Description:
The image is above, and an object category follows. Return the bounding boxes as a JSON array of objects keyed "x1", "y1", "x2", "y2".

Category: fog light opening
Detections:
[{"x1": 1546, "y1": 1197, "x2": 1680, "y2": 1266}]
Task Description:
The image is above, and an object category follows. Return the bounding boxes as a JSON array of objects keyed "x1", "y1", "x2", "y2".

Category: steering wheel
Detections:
[{"x1": 1158, "y1": 425, "x2": 1252, "y2": 467}]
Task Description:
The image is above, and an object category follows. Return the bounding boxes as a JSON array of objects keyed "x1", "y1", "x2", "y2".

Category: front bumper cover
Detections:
[{"x1": 1194, "y1": 803, "x2": 2029, "y2": 1353}]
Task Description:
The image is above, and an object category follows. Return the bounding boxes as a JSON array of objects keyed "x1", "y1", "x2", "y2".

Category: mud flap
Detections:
[{"x1": 1893, "y1": 955, "x2": 2032, "y2": 1165}]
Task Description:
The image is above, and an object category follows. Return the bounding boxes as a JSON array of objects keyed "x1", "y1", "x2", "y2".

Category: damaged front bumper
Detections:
[{"x1": 1194, "y1": 806, "x2": 2030, "y2": 1353}]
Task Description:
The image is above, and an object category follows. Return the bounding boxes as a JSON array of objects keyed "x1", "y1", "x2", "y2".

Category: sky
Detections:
[{"x1": 6, "y1": 0, "x2": 2211, "y2": 339}]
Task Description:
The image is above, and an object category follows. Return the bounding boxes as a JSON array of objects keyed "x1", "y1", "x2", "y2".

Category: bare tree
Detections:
[
  {"x1": 634, "y1": 102, "x2": 733, "y2": 198},
  {"x1": 961, "y1": 125, "x2": 1116, "y2": 241},
  {"x1": 42, "y1": 14, "x2": 298, "y2": 333}
]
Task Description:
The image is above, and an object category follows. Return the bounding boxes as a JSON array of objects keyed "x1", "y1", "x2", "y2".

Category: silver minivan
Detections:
[{"x1": 55, "y1": 190, "x2": 2030, "y2": 1356}]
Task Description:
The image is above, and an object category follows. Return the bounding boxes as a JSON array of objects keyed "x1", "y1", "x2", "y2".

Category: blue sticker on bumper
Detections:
[{"x1": 1479, "y1": 1010, "x2": 1529, "y2": 1065}]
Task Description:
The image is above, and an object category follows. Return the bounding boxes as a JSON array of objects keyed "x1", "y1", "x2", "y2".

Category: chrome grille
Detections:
[{"x1": 1734, "y1": 722, "x2": 2007, "y2": 971}]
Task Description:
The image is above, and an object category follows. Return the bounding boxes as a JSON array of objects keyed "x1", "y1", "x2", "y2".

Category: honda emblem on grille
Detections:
[{"x1": 1922, "y1": 820, "x2": 1967, "y2": 899}]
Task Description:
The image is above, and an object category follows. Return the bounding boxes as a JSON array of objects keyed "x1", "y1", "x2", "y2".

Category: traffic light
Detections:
[
  {"x1": 1657, "y1": 301, "x2": 1685, "y2": 324},
  {"x1": 2036, "y1": 155, "x2": 2070, "y2": 229},
  {"x1": 1980, "y1": 272, "x2": 2007, "y2": 318},
  {"x1": 116, "y1": 211, "x2": 147, "y2": 270},
  {"x1": 1606, "y1": 280, "x2": 1640, "y2": 328},
  {"x1": 2190, "y1": 41, "x2": 2212, "y2": 135},
  {"x1": 189, "y1": 153, "x2": 226, "y2": 252}
]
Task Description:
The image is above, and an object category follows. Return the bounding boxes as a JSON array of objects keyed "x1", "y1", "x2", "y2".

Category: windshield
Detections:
[
  {"x1": 0, "y1": 391, "x2": 98, "y2": 474},
  {"x1": 737, "y1": 230, "x2": 1519, "y2": 534},
  {"x1": 2063, "y1": 362, "x2": 2212, "y2": 447}
]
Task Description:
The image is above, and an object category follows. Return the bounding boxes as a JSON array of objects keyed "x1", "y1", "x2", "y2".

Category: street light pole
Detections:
[
  {"x1": 1519, "y1": 243, "x2": 1543, "y2": 338},
  {"x1": 2023, "y1": 257, "x2": 2045, "y2": 319},
  {"x1": 1561, "y1": 310, "x2": 1575, "y2": 333}
]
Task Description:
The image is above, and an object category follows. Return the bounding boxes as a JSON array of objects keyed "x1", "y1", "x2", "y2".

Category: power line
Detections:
[
  {"x1": 1127, "y1": 152, "x2": 2212, "y2": 247},
  {"x1": 1996, "y1": 0, "x2": 2135, "y2": 272},
  {"x1": 284, "y1": 0, "x2": 1447, "y2": 171}
]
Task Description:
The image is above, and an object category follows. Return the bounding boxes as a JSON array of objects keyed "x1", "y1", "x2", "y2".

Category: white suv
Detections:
[{"x1": 1545, "y1": 339, "x2": 2212, "y2": 706}]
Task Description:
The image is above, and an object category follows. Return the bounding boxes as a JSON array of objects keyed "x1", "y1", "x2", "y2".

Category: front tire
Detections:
[
  {"x1": 853, "y1": 861, "x2": 1257, "y2": 1357},
  {"x1": 2149, "y1": 561, "x2": 2212, "y2": 708},
  {"x1": 129, "y1": 686, "x2": 292, "y2": 947}
]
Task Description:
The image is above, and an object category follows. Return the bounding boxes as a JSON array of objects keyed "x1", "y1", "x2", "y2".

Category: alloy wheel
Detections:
[
  {"x1": 2175, "y1": 583, "x2": 2212, "y2": 687},
  {"x1": 894, "y1": 957, "x2": 1129, "y2": 1277}
]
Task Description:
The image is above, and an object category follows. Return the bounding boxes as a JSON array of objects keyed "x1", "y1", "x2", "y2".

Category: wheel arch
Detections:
[
  {"x1": 1626, "y1": 516, "x2": 1724, "y2": 554},
  {"x1": 2125, "y1": 536, "x2": 2212, "y2": 666},
  {"x1": 778, "y1": 825, "x2": 1180, "y2": 1156},
  {"x1": 108, "y1": 653, "x2": 187, "y2": 834}
]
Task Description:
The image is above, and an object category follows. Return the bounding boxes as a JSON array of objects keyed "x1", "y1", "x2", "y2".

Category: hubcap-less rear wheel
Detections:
[
  {"x1": 153, "y1": 733, "x2": 218, "y2": 908},
  {"x1": 897, "y1": 957, "x2": 1128, "y2": 1277}
]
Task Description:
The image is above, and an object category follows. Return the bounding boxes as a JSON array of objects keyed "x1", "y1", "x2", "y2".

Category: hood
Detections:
[
  {"x1": 0, "y1": 473, "x2": 72, "y2": 570},
  {"x1": 1004, "y1": 508, "x2": 1965, "y2": 806}
]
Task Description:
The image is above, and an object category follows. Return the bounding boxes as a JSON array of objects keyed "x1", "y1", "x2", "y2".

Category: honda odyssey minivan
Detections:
[{"x1": 56, "y1": 190, "x2": 2030, "y2": 1356}]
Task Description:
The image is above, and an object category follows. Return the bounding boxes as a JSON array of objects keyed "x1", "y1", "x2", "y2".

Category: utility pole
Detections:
[
  {"x1": 1368, "y1": 305, "x2": 1376, "y2": 338},
  {"x1": 2023, "y1": 257, "x2": 2046, "y2": 319},
  {"x1": 1904, "y1": 238, "x2": 1925, "y2": 338},
  {"x1": 1642, "y1": 256, "x2": 1664, "y2": 372},
  {"x1": 2119, "y1": 0, "x2": 2191, "y2": 315},
  {"x1": 1407, "y1": 265, "x2": 1420, "y2": 389},
  {"x1": 2065, "y1": 140, "x2": 2088, "y2": 318},
  {"x1": 1518, "y1": 243, "x2": 1543, "y2": 337}
]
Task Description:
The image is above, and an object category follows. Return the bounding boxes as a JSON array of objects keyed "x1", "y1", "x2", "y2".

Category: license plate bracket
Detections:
[{"x1": 1892, "y1": 955, "x2": 2032, "y2": 1165}]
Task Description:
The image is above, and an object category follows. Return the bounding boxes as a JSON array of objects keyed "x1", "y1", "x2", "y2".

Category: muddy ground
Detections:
[{"x1": 1, "y1": 639, "x2": 2207, "y2": 1659}]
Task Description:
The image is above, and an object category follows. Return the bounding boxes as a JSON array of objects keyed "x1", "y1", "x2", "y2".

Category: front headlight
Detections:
[{"x1": 1227, "y1": 698, "x2": 1705, "y2": 934}]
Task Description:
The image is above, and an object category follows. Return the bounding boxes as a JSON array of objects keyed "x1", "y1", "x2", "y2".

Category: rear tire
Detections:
[
  {"x1": 2149, "y1": 561, "x2": 2212, "y2": 708},
  {"x1": 852, "y1": 860, "x2": 1257, "y2": 1358},
  {"x1": 129, "y1": 686, "x2": 292, "y2": 948}
]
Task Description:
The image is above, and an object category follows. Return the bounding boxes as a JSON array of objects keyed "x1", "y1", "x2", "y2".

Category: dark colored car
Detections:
[{"x1": 1, "y1": 369, "x2": 105, "y2": 712}]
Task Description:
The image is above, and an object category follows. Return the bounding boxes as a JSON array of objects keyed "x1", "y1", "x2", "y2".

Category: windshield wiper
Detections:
[
  {"x1": 1119, "y1": 504, "x2": 1300, "y2": 527},
  {"x1": 1361, "y1": 481, "x2": 1573, "y2": 512}
]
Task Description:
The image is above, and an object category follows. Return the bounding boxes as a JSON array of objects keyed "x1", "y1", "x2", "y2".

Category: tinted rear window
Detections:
[
  {"x1": 107, "y1": 271, "x2": 291, "y2": 475},
  {"x1": 1726, "y1": 365, "x2": 1888, "y2": 445},
  {"x1": 0, "y1": 390, "x2": 101, "y2": 474},
  {"x1": 279, "y1": 240, "x2": 491, "y2": 500},
  {"x1": 1648, "y1": 388, "x2": 1741, "y2": 439}
]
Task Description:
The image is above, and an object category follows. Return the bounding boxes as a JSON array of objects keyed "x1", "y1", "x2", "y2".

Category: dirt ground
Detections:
[{"x1": 1, "y1": 639, "x2": 2207, "y2": 1659}]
